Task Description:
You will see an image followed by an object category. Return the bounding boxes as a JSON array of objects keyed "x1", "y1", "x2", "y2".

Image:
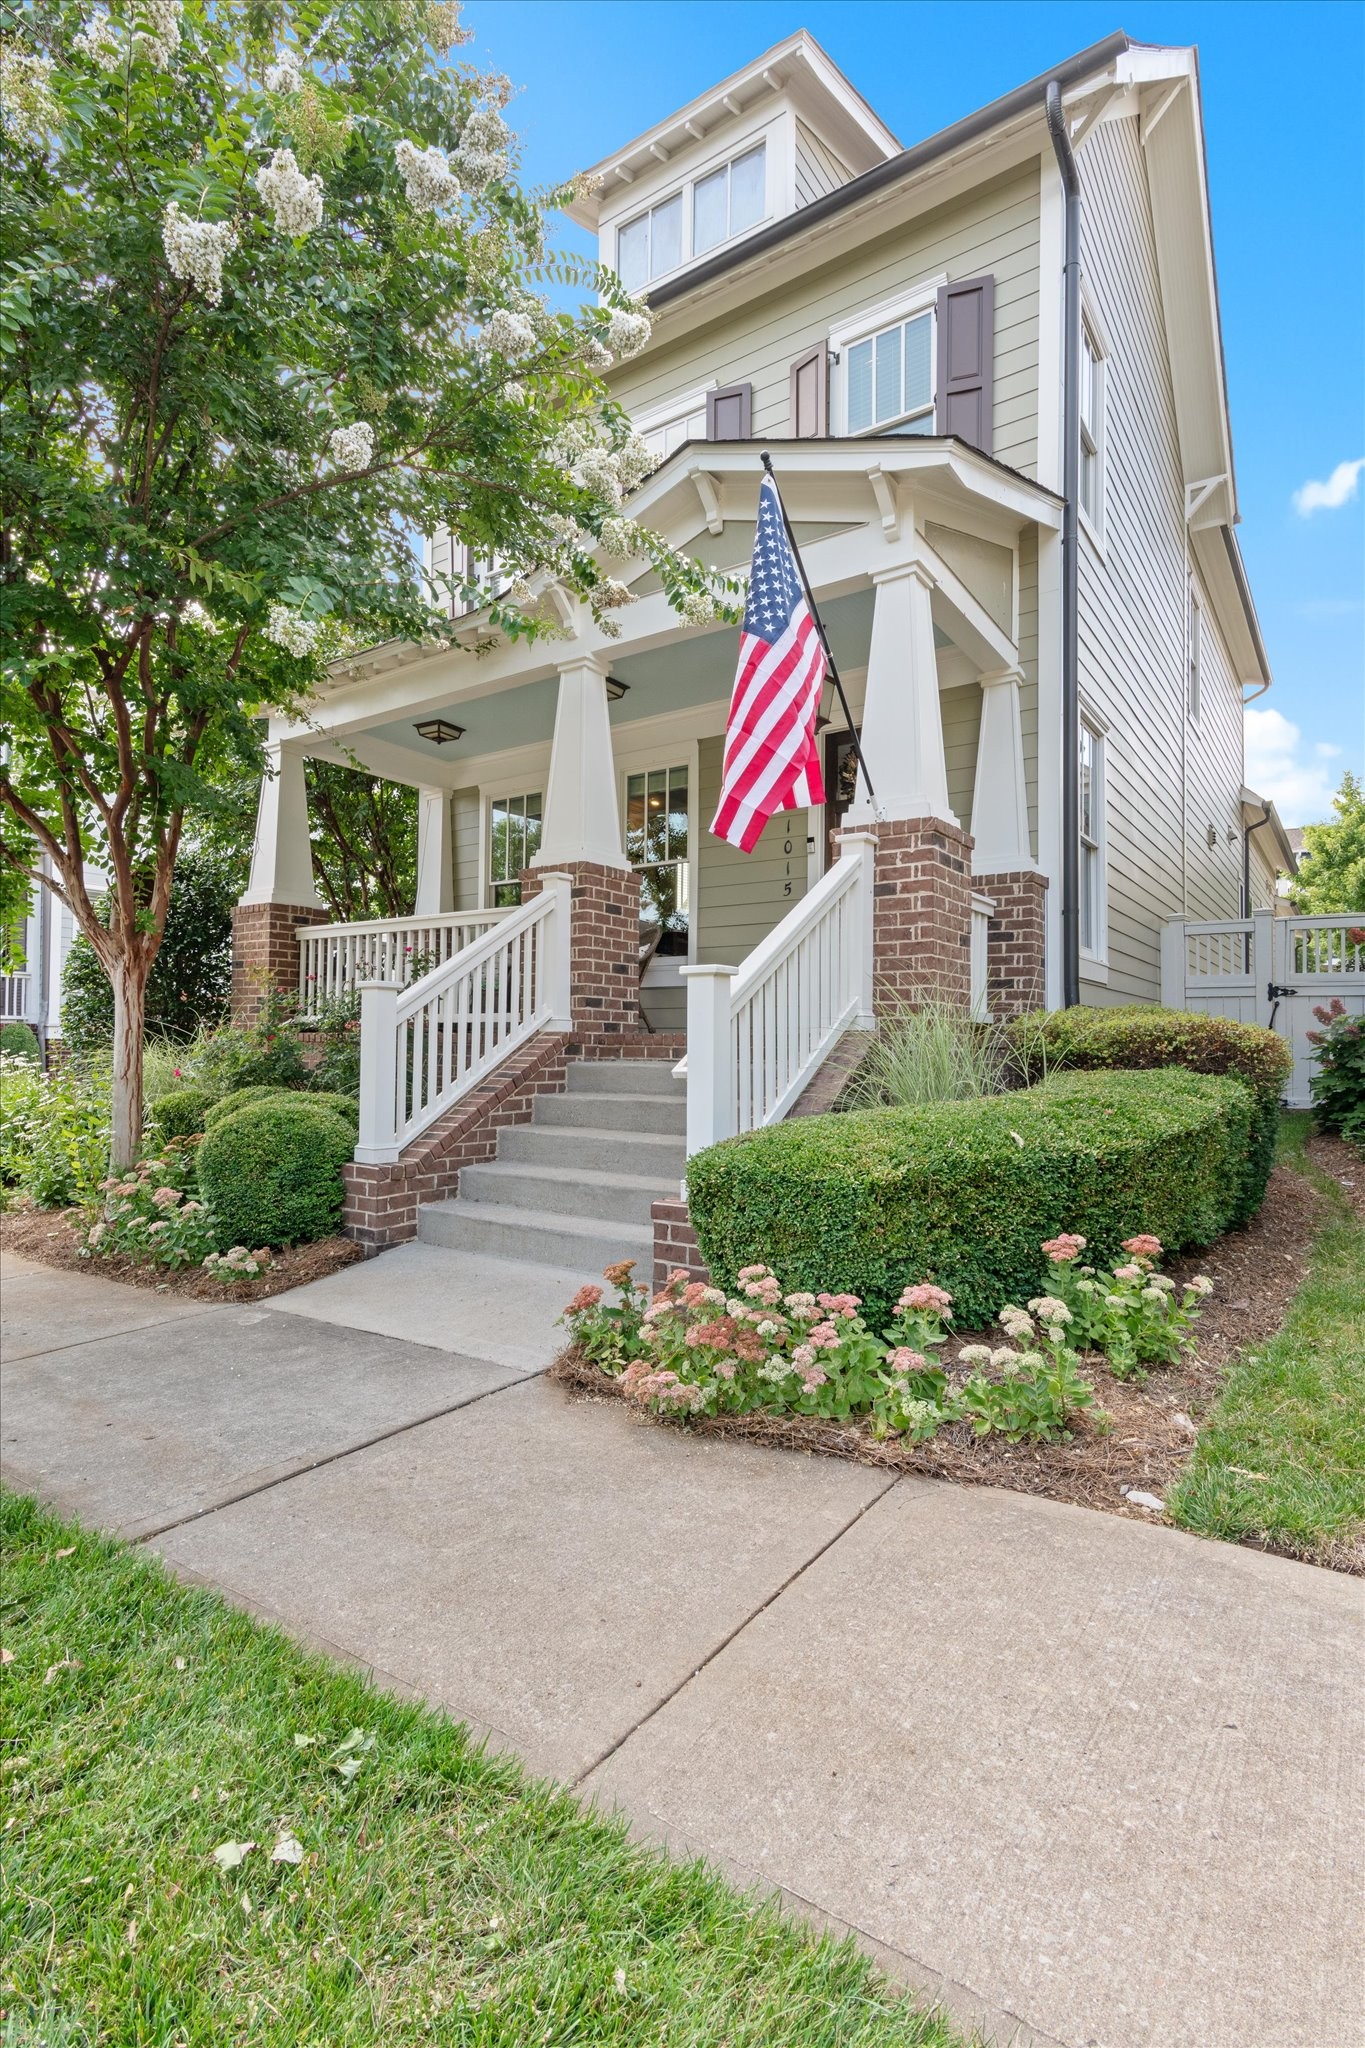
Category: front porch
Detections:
[{"x1": 234, "y1": 437, "x2": 1060, "y2": 1241}]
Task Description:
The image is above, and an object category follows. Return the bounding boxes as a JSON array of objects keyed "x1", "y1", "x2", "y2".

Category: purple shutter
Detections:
[
  {"x1": 789, "y1": 340, "x2": 828, "y2": 438},
  {"x1": 935, "y1": 275, "x2": 994, "y2": 455},
  {"x1": 706, "y1": 382, "x2": 752, "y2": 439}
]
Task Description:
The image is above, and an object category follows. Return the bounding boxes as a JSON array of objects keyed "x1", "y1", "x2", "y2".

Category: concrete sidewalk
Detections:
[{"x1": 3, "y1": 1246, "x2": 1362, "y2": 2048}]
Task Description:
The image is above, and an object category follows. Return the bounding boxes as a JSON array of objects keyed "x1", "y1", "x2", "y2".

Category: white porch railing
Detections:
[
  {"x1": 298, "y1": 910, "x2": 506, "y2": 1020},
  {"x1": 681, "y1": 832, "x2": 876, "y2": 1156},
  {"x1": 1160, "y1": 908, "x2": 1365, "y2": 1106},
  {"x1": 970, "y1": 891, "x2": 994, "y2": 1022},
  {"x1": 0, "y1": 973, "x2": 32, "y2": 1022},
  {"x1": 355, "y1": 876, "x2": 572, "y2": 1162}
]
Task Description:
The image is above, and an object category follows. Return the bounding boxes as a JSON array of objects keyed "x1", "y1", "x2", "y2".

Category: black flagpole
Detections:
[{"x1": 760, "y1": 449, "x2": 877, "y2": 807}]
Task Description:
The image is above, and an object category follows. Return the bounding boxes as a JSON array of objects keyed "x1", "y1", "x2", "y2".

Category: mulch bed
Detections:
[
  {"x1": 0, "y1": 1205, "x2": 362, "y2": 1302},
  {"x1": 552, "y1": 1157, "x2": 1348, "y2": 1549}
]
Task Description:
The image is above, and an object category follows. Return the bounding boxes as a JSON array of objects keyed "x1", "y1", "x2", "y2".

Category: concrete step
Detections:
[
  {"x1": 564, "y1": 1060, "x2": 685, "y2": 1098},
  {"x1": 418, "y1": 1199, "x2": 652, "y2": 1273},
  {"x1": 458, "y1": 1159, "x2": 667, "y2": 1226},
  {"x1": 534, "y1": 1090, "x2": 687, "y2": 1136},
  {"x1": 497, "y1": 1124, "x2": 685, "y2": 1179}
]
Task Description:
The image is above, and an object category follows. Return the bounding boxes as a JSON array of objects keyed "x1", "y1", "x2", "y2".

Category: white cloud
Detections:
[
  {"x1": 1315, "y1": 741, "x2": 1342, "y2": 760},
  {"x1": 1292, "y1": 457, "x2": 1365, "y2": 516},
  {"x1": 1244, "y1": 706, "x2": 1339, "y2": 826}
]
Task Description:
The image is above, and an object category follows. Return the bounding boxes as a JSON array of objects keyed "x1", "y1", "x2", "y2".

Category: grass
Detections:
[
  {"x1": 1168, "y1": 1114, "x2": 1365, "y2": 1565},
  {"x1": 843, "y1": 996, "x2": 1005, "y2": 1110},
  {"x1": 0, "y1": 1492, "x2": 966, "y2": 2048}
]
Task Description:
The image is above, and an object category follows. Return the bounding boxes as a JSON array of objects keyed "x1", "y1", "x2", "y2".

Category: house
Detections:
[
  {"x1": 1, "y1": 854, "x2": 101, "y2": 1051},
  {"x1": 234, "y1": 29, "x2": 1283, "y2": 1256}
]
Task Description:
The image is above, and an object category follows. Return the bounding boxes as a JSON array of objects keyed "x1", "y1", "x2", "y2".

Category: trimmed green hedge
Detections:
[
  {"x1": 151, "y1": 1086, "x2": 215, "y2": 1139},
  {"x1": 1008, "y1": 1004, "x2": 1290, "y2": 1224},
  {"x1": 687, "y1": 1069, "x2": 1253, "y2": 1328},
  {"x1": 202, "y1": 1084, "x2": 287, "y2": 1128},
  {"x1": 0, "y1": 1022, "x2": 41, "y2": 1060},
  {"x1": 196, "y1": 1099, "x2": 355, "y2": 1249},
  {"x1": 203, "y1": 1084, "x2": 358, "y2": 1132}
]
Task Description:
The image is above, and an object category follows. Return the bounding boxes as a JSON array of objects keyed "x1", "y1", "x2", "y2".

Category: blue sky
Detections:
[{"x1": 467, "y1": 1, "x2": 1364, "y2": 826}]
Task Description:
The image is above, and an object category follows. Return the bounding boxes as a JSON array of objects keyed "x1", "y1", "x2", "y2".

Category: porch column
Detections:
[
  {"x1": 848, "y1": 561, "x2": 955, "y2": 827},
  {"x1": 970, "y1": 668, "x2": 1048, "y2": 1016},
  {"x1": 414, "y1": 787, "x2": 454, "y2": 915},
  {"x1": 532, "y1": 656, "x2": 628, "y2": 870},
  {"x1": 232, "y1": 741, "x2": 326, "y2": 1022},
  {"x1": 851, "y1": 561, "x2": 973, "y2": 1011}
]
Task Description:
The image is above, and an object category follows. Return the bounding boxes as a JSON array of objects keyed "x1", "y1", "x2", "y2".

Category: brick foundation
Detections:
[
  {"x1": 650, "y1": 1197, "x2": 711, "y2": 1293},
  {"x1": 521, "y1": 860, "x2": 641, "y2": 1039},
  {"x1": 870, "y1": 816, "x2": 974, "y2": 1011},
  {"x1": 231, "y1": 900, "x2": 326, "y2": 1023},
  {"x1": 976, "y1": 869, "x2": 1048, "y2": 1018}
]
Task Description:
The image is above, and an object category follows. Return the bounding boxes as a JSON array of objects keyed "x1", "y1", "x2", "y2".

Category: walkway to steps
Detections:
[{"x1": 417, "y1": 1057, "x2": 685, "y2": 1273}]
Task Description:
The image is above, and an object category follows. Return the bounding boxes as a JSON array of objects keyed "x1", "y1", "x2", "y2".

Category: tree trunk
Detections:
[{"x1": 110, "y1": 953, "x2": 150, "y2": 1169}]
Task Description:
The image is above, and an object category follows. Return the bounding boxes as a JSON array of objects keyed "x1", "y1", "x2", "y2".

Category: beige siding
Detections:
[
  {"x1": 695, "y1": 736, "x2": 809, "y2": 963},
  {"x1": 451, "y1": 787, "x2": 481, "y2": 910},
  {"x1": 794, "y1": 120, "x2": 850, "y2": 206},
  {"x1": 1073, "y1": 118, "x2": 1243, "y2": 1007},
  {"x1": 612, "y1": 166, "x2": 1041, "y2": 475},
  {"x1": 941, "y1": 684, "x2": 981, "y2": 832}
]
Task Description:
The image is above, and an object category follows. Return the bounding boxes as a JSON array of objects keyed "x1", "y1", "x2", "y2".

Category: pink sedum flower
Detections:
[
  {"x1": 565, "y1": 1283, "x2": 603, "y2": 1314},
  {"x1": 898, "y1": 1283, "x2": 953, "y2": 1314},
  {"x1": 1112, "y1": 1262, "x2": 1143, "y2": 1282},
  {"x1": 1041, "y1": 1232, "x2": 1087, "y2": 1263},
  {"x1": 886, "y1": 1347, "x2": 928, "y2": 1372},
  {"x1": 1122, "y1": 1234, "x2": 1163, "y2": 1260}
]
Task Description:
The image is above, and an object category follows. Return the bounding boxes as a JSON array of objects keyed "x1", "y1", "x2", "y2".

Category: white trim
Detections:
[
  {"x1": 1078, "y1": 286, "x2": 1108, "y2": 554},
  {"x1": 615, "y1": 736, "x2": 701, "y2": 965},
  {"x1": 609, "y1": 118, "x2": 781, "y2": 293},
  {"x1": 830, "y1": 274, "x2": 944, "y2": 442},
  {"x1": 1186, "y1": 576, "x2": 1204, "y2": 730},
  {"x1": 631, "y1": 383, "x2": 717, "y2": 438},
  {"x1": 1078, "y1": 709, "x2": 1108, "y2": 968},
  {"x1": 828, "y1": 272, "x2": 946, "y2": 355}
]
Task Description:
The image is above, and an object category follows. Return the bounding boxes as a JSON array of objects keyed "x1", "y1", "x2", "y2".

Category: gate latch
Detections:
[{"x1": 1267, "y1": 982, "x2": 1299, "y2": 1000}]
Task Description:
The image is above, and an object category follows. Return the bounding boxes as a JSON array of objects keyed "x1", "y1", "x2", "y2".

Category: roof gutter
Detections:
[{"x1": 1045, "y1": 80, "x2": 1083, "y2": 1012}]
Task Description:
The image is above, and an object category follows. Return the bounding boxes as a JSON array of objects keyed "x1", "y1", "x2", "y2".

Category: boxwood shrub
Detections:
[
  {"x1": 196, "y1": 1099, "x2": 355, "y2": 1250},
  {"x1": 203, "y1": 1084, "x2": 358, "y2": 1131},
  {"x1": 686, "y1": 1069, "x2": 1252, "y2": 1329},
  {"x1": 150, "y1": 1086, "x2": 216, "y2": 1139},
  {"x1": 203, "y1": 1084, "x2": 288, "y2": 1129},
  {"x1": 0, "y1": 1022, "x2": 41, "y2": 1060},
  {"x1": 1008, "y1": 1004, "x2": 1290, "y2": 1223}
]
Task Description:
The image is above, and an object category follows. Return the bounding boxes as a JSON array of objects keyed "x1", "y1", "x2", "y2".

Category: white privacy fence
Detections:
[
  {"x1": 297, "y1": 911, "x2": 506, "y2": 1019},
  {"x1": 681, "y1": 832, "x2": 876, "y2": 1156},
  {"x1": 1161, "y1": 909, "x2": 1365, "y2": 1107},
  {"x1": 355, "y1": 877, "x2": 572, "y2": 1162}
]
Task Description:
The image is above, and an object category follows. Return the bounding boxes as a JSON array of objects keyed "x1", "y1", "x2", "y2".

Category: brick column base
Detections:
[
  {"x1": 976, "y1": 869, "x2": 1049, "y2": 1018},
  {"x1": 231, "y1": 900, "x2": 327, "y2": 1023},
  {"x1": 521, "y1": 860, "x2": 640, "y2": 1040},
  {"x1": 871, "y1": 816, "x2": 974, "y2": 1011}
]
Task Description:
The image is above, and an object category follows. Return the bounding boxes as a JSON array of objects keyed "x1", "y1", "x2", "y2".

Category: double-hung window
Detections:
[
  {"x1": 1186, "y1": 582, "x2": 1202, "y2": 724},
  {"x1": 488, "y1": 792, "x2": 542, "y2": 908},
  {"x1": 616, "y1": 140, "x2": 767, "y2": 291},
  {"x1": 844, "y1": 307, "x2": 934, "y2": 437},
  {"x1": 1079, "y1": 319, "x2": 1105, "y2": 531},
  {"x1": 616, "y1": 192, "x2": 683, "y2": 292},
  {"x1": 692, "y1": 144, "x2": 766, "y2": 256},
  {"x1": 1078, "y1": 721, "x2": 1106, "y2": 959},
  {"x1": 625, "y1": 763, "x2": 689, "y2": 954}
]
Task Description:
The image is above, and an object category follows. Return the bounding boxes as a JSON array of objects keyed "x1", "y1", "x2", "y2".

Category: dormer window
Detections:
[{"x1": 615, "y1": 140, "x2": 768, "y2": 291}]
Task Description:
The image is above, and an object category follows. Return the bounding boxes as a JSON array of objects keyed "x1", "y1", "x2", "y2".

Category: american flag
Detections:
[{"x1": 711, "y1": 470, "x2": 827, "y2": 853}]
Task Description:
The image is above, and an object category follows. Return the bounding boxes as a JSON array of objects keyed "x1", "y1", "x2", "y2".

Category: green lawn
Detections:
[
  {"x1": 0, "y1": 1492, "x2": 966, "y2": 2048},
  {"x1": 1168, "y1": 1115, "x2": 1365, "y2": 1566}
]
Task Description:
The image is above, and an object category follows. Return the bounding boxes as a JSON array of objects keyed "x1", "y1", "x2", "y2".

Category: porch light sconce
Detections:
[
  {"x1": 605, "y1": 677, "x2": 630, "y2": 702},
  {"x1": 413, "y1": 718, "x2": 465, "y2": 744}
]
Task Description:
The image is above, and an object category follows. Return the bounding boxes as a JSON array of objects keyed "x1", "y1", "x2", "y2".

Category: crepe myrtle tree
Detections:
[{"x1": 0, "y1": 0, "x2": 736, "y2": 1167}]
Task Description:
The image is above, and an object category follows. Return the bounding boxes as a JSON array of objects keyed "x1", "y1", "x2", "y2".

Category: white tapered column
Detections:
[
  {"x1": 848, "y1": 561, "x2": 955, "y2": 825},
  {"x1": 414, "y1": 787, "x2": 454, "y2": 913},
  {"x1": 531, "y1": 657, "x2": 628, "y2": 870},
  {"x1": 970, "y1": 669, "x2": 1036, "y2": 874},
  {"x1": 240, "y1": 742, "x2": 324, "y2": 907}
]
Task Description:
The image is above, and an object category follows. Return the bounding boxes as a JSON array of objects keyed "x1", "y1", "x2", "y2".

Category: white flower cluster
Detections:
[
  {"x1": 605, "y1": 309, "x2": 650, "y2": 360},
  {"x1": 161, "y1": 203, "x2": 235, "y2": 306},
  {"x1": 597, "y1": 517, "x2": 641, "y2": 561},
  {"x1": 257, "y1": 148, "x2": 323, "y2": 237},
  {"x1": 578, "y1": 335, "x2": 613, "y2": 372},
  {"x1": 426, "y1": 0, "x2": 473, "y2": 51},
  {"x1": 483, "y1": 308, "x2": 537, "y2": 360},
  {"x1": 264, "y1": 49, "x2": 303, "y2": 93},
  {"x1": 265, "y1": 604, "x2": 320, "y2": 657},
  {"x1": 328, "y1": 420, "x2": 374, "y2": 471},
  {"x1": 0, "y1": 44, "x2": 56, "y2": 130},
  {"x1": 453, "y1": 106, "x2": 509, "y2": 192},
  {"x1": 73, "y1": 10, "x2": 122, "y2": 71},
  {"x1": 592, "y1": 577, "x2": 632, "y2": 611},
  {"x1": 137, "y1": 0, "x2": 181, "y2": 66},
  {"x1": 613, "y1": 434, "x2": 654, "y2": 492},
  {"x1": 573, "y1": 446, "x2": 622, "y2": 509},
  {"x1": 394, "y1": 138, "x2": 461, "y2": 212},
  {"x1": 677, "y1": 588, "x2": 716, "y2": 627}
]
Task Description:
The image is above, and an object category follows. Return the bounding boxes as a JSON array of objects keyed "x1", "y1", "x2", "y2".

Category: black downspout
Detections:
[
  {"x1": 1046, "y1": 81, "x2": 1082, "y2": 1011},
  {"x1": 1243, "y1": 804, "x2": 1272, "y2": 917}
]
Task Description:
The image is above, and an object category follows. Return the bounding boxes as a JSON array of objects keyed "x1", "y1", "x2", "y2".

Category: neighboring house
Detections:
[
  {"x1": 1, "y1": 855, "x2": 103, "y2": 1049},
  {"x1": 1242, "y1": 789, "x2": 1297, "y2": 913},
  {"x1": 235, "y1": 30, "x2": 1290, "y2": 1246}
]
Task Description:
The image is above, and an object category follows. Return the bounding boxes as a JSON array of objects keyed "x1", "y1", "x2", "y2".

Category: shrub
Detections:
[
  {"x1": 151, "y1": 1087, "x2": 216, "y2": 1139},
  {"x1": 843, "y1": 996, "x2": 1006, "y2": 1109},
  {"x1": 0, "y1": 1055, "x2": 111, "y2": 1207},
  {"x1": 0, "y1": 1022, "x2": 41, "y2": 1060},
  {"x1": 59, "y1": 845, "x2": 235, "y2": 1053},
  {"x1": 82, "y1": 1154, "x2": 217, "y2": 1270},
  {"x1": 196, "y1": 1099, "x2": 355, "y2": 1249},
  {"x1": 1307, "y1": 997, "x2": 1365, "y2": 1137},
  {"x1": 306, "y1": 989, "x2": 362, "y2": 1096},
  {"x1": 204, "y1": 1085, "x2": 358, "y2": 1131},
  {"x1": 686, "y1": 1069, "x2": 1251, "y2": 1328},
  {"x1": 1007, "y1": 1004, "x2": 1290, "y2": 1223},
  {"x1": 183, "y1": 988, "x2": 309, "y2": 1096}
]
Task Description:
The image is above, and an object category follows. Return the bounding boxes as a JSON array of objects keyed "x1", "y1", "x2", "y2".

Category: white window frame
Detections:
[
  {"x1": 1186, "y1": 578, "x2": 1203, "y2": 727},
  {"x1": 613, "y1": 131, "x2": 775, "y2": 293},
  {"x1": 615, "y1": 738, "x2": 700, "y2": 970},
  {"x1": 1078, "y1": 709, "x2": 1108, "y2": 968},
  {"x1": 1078, "y1": 290, "x2": 1108, "y2": 549},
  {"x1": 631, "y1": 384, "x2": 716, "y2": 466},
  {"x1": 829, "y1": 276, "x2": 945, "y2": 439},
  {"x1": 484, "y1": 788, "x2": 544, "y2": 909}
]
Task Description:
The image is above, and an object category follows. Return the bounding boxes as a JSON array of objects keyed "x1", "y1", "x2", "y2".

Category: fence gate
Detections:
[{"x1": 1161, "y1": 911, "x2": 1365, "y2": 1107}]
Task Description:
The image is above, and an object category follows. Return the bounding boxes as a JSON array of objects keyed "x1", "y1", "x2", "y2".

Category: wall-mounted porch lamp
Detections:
[
  {"x1": 412, "y1": 718, "x2": 465, "y2": 744},
  {"x1": 605, "y1": 677, "x2": 630, "y2": 702}
]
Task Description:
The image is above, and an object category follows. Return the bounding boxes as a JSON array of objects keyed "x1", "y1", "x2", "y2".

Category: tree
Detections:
[
  {"x1": 305, "y1": 760, "x2": 417, "y2": 921},
  {"x1": 1290, "y1": 773, "x2": 1365, "y2": 915},
  {"x1": 1, "y1": 0, "x2": 733, "y2": 1164}
]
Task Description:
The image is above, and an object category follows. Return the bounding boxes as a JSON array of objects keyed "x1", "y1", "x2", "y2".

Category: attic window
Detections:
[
  {"x1": 615, "y1": 139, "x2": 768, "y2": 290},
  {"x1": 693, "y1": 144, "x2": 766, "y2": 255}
]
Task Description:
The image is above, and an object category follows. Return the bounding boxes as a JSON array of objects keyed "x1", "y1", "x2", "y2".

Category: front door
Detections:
[{"x1": 823, "y1": 728, "x2": 862, "y2": 868}]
